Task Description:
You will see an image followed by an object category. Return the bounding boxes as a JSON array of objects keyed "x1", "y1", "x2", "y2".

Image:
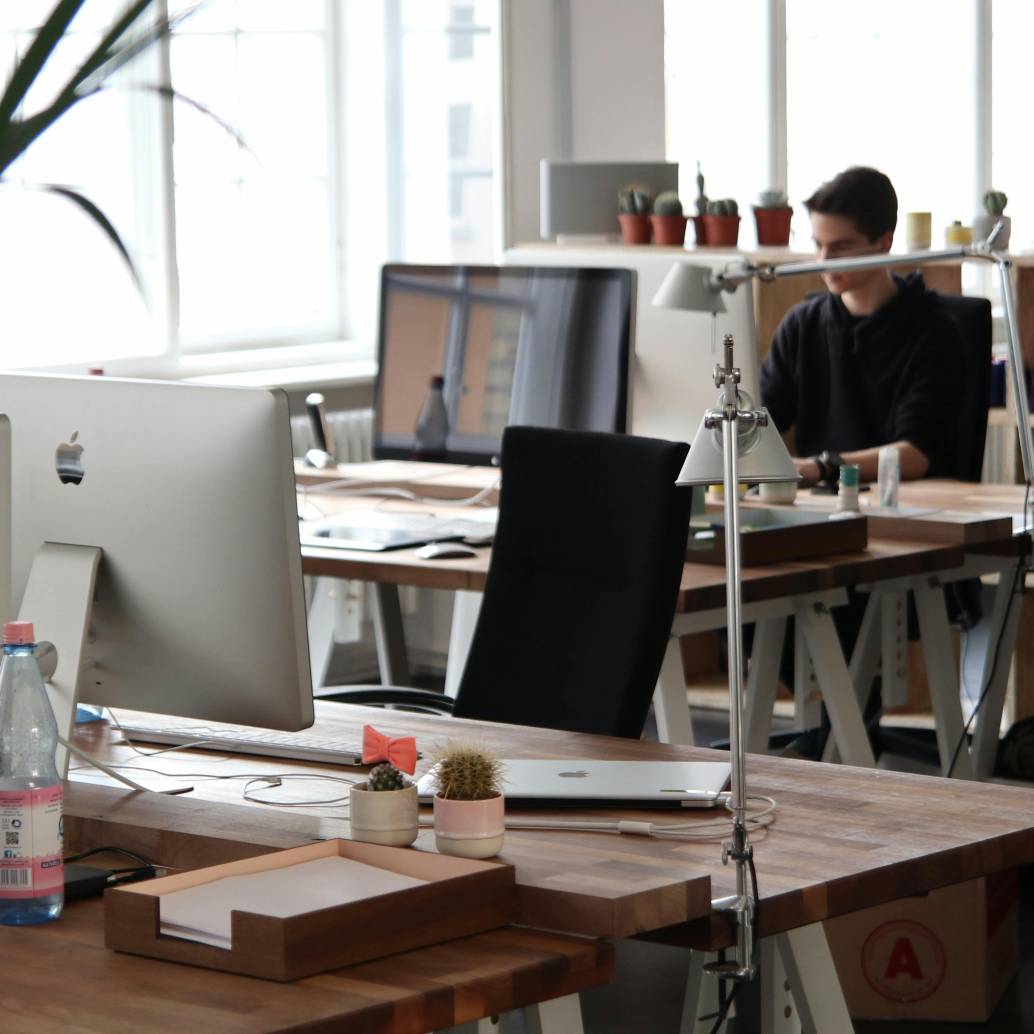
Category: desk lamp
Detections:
[{"x1": 655, "y1": 264, "x2": 799, "y2": 982}]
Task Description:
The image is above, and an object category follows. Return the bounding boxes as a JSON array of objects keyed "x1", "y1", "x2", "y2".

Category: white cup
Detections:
[{"x1": 759, "y1": 480, "x2": 797, "y2": 505}]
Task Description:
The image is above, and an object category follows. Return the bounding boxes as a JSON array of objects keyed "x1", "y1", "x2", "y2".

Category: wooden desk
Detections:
[
  {"x1": 69, "y1": 705, "x2": 1034, "y2": 948},
  {"x1": 62, "y1": 704, "x2": 1034, "y2": 1029}
]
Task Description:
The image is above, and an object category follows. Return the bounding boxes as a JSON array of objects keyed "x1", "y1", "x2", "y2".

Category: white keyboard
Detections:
[{"x1": 112, "y1": 717, "x2": 365, "y2": 766}]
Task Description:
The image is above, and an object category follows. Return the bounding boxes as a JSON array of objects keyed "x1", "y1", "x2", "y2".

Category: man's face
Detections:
[{"x1": 810, "y1": 211, "x2": 893, "y2": 295}]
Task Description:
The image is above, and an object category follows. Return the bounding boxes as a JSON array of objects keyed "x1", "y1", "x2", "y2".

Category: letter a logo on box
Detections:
[
  {"x1": 862, "y1": 920, "x2": 947, "y2": 1004},
  {"x1": 884, "y1": 936, "x2": 924, "y2": 981}
]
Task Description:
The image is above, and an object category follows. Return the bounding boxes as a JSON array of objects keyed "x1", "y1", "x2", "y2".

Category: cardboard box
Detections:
[{"x1": 824, "y1": 871, "x2": 1018, "y2": 1023}]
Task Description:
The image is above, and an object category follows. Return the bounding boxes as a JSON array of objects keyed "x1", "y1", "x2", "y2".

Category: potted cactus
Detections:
[
  {"x1": 650, "y1": 191, "x2": 688, "y2": 246},
  {"x1": 617, "y1": 183, "x2": 653, "y2": 244},
  {"x1": 430, "y1": 742, "x2": 505, "y2": 859},
  {"x1": 753, "y1": 189, "x2": 793, "y2": 246},
  {"x1": 974, "y1": 190, "x2": 1010, "y2": 250},
  {"x1": 702, "y1": 198, "x2": 741, "y2": 248},
  {"x1": 349, "y1": 762, "x2": 419, "y2": 847},
  {"x1": 692, "y1": 161, "x2": 709, "y2": 245}
]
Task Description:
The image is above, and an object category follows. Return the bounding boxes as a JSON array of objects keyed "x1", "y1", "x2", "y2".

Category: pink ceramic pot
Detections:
[{"x1": 433, "y1": 793, "x2": 505, "y2": 859}]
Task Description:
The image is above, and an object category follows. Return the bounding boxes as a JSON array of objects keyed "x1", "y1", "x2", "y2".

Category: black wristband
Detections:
[{"x1": 819, "y1": 450, "x2": 844, "y2": 483}]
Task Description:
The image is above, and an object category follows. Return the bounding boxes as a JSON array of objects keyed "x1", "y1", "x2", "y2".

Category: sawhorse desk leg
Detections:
[
  {"x1": 680, "y1": 924, "x2": 853, "y2": 1033},
  {"x1": 442, "y1": 993, "x2": 584, "y2": 1034}
]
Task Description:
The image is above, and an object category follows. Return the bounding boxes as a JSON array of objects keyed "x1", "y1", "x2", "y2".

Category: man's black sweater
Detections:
[{"x1": 760, "y1": 273, "x2": 964, "y2": 477}]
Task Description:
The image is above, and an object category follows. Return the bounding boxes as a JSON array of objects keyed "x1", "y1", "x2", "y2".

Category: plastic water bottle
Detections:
[
  {"x1": 413, "y1": 375, "x2": 449, "y2": 459},
  {"x1": 0, "y1": 622, "x2": 64, "y2": 925},
  {"x1": 878, "y1": 446, "x2": 900, "y2": 509}
]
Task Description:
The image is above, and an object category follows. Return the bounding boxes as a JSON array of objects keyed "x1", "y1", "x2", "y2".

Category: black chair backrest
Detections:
[
  {"x1": 453, "y1": 426, "x2": 692, "y2": 738},
  {"x1": 938, "y1": 293, "x2": 992, "y2": 482}
]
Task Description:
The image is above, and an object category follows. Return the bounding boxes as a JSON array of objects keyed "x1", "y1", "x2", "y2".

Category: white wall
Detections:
[{"x1": 501, "y1": 0, "x2": 666, "y2": 248}]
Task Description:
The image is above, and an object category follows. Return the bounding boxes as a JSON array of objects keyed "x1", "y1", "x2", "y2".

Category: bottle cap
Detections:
[
  {"x1": 430, "y1": 375, "x2": 445, "y2": 387},
  {"x1": 3, "y1": 621, "x2": 34, "y2": 645},
  {"x1": 839, "y1": 464, "x2": 860, "y2": 487}
]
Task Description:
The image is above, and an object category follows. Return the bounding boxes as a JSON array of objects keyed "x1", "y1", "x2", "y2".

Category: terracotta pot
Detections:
[
  {"x1": 649, "y1": 214, "x2": 688, "y2": 247},
  {"x1": 617, "y1": 213, "x2": 651, "y2": 245},
  {"x1": 349, "y1": 783, "x2": 418, "y2": 847},
  {"x1": 433, "y1": 793, "x2": 505, "y2": 859},
  {"x1": 701, "y1": 215, "x2": 741, "y2": 248},
  {"x1": 753, "y1": 206, "x2": 793, "y2": 246},
  {"x1": 691, "y1": 215, "x2": 708, "y2": 245}
]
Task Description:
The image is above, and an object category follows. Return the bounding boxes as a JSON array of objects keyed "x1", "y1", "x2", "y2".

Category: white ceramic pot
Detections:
[
  {"x1": 973, "y1": 213, "x2": 1011, "y2": 250},
  {"x1": 349, "y1": 783, "x2": 418, "y2": 847},
  {"x1": 433, "y1": 793, "x2": 505, "y2": 859}
]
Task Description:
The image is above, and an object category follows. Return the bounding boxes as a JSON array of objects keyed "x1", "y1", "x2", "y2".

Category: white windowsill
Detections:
[{"x1": 186, "y1": 358, "x2": 378, "y2": 391}]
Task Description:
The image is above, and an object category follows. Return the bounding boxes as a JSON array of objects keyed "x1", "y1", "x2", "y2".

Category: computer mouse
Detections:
[{"x1": 415, "y1": 541, "x2": 479, "y2": 560}]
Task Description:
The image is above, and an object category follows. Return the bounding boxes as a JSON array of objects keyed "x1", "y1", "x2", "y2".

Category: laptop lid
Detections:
[{"x1": 417, "y1": 759, "x2": 731, "y2": 809}]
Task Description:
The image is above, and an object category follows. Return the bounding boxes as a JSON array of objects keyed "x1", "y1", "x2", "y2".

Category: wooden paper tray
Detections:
[
  {"x1": 690, "y1": 507, "x2": 867, "y2": 566},
  {"x1": 105, "y1": 839, "x2": 517, "y2": 981}
]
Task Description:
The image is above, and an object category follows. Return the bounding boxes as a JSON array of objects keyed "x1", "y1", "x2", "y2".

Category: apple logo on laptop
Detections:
[
  {"x1": 55, "y1": 432, "x2": 85, "y2": 485},
  {"x1": 557, "y1": 770, "x2": 589, "y2": 778}
]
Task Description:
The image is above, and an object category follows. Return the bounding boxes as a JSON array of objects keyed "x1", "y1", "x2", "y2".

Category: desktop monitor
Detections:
[
  {"x1": 0, "y1": 374, "x2": 313, "y2": 752},
  {"x1": 373, "y1": 264, "x2": 633, "y2": 466}
]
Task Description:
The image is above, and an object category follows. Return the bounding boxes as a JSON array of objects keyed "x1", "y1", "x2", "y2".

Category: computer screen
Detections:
[
  {"x1": 0, "y1": 374, "x2": 313, "y2": 755},
  {"x1": 373, "y1": 264, "x2": 633, "y2": 466}
]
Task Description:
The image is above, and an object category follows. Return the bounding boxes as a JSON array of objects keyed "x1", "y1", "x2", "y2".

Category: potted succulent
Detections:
[
  {"x1": 650, "y1": 191, "x2": 688, "y2": 246},
  {"x1": 349, "y1": 762, "x2": 419, "y2": 847},
  {"x1": 431, "y1": 742, "x2": 505, "y2": 859},
  {"x1": 692, "y1": 161, "x2": 709, "y2": 245},
  {"x1": 702, "y1": 198, "x2": 741, "y2": 248},
  {"x1": 753, "y1": 189, "x2": 793, "y2": 246},
  {"x1": 617, "y1": 183, "x2": 653, "y2": 244},
  {"x1": 973, "y1": 190, "x2": 1010, "y2": 250}
]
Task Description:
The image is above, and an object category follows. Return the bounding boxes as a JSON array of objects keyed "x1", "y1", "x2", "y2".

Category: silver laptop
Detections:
[
  {"x1": 417, "y1": 759, "x2": 731, "y2": 809},
  {"x1": 299, "y1": 509, "x2": 497, "y2": 552}
]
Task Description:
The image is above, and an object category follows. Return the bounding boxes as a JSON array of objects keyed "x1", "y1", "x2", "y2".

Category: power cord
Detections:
[{"x1": 946, "y1": 556, "x2": 1026, "y2": 778}]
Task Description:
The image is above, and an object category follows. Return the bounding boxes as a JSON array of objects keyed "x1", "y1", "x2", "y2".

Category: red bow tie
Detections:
[{"x1": 362, "y1": 724, "x2": 417, "y2": 775}]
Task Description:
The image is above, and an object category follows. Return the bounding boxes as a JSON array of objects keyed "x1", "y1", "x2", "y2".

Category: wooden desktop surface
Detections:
[
  {"x1": 2, "y1": 894, "x2": 610, "y2": 1034},
  {"x1": 68, "y1": 703, "x2": 1034, "y2": 952}
]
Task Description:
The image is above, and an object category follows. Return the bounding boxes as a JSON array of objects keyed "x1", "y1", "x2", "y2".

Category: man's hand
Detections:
[{"x1": 794, "y1": 456, "x2": 822, "y2": 486}]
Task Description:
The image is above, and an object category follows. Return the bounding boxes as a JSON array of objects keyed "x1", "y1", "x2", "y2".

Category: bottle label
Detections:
[{"x1": 0, "y1": 786, "x2": 63, "y2": 898}]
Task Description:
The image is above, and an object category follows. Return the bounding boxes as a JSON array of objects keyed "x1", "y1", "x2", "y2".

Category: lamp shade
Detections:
[
  {"x1": 652, "y1": 262, "x2": 726, "y2": 314},
  {"x1": 676, "y1": 407, "x2": 799, "y2": 485}
]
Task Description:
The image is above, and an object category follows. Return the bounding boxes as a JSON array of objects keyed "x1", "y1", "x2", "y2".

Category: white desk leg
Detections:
[
  {"x1": 796, "y1": 601, "x2": 876, "y2": 768},
  {"x1": 772, "y1": 924, "x2": 854, "y2": 1033},
  {"x1": 880, "y1": 590, "x2": 909, "y2": 709},
  {"x1": 370, "y1": 582, "x2": 412, "y2": 686},
  {"x1": 793, "y1": 623, "x2": 821, "y2": 731},
  {"x1": 679, "y1": 951, "x2": 720, "y2": 1034},
  {"x1": 913, "y1": 579, "x2": 974, "y2": 780},
  {"x1": 972, "y1": 560, "x2": 1025, "y2": 779},
  {"x1": 744, "y1": 616, "x2": 787, "y2": 754},
  {"x1": 444, "y1": 590, "x2": 482, "y2": 700},
  {"x1": 524, "y1": 994, "x2": 584, "y2": 1034},
  {"x1": 653, "y1": 634, "x2": 696, "y2": 745}
]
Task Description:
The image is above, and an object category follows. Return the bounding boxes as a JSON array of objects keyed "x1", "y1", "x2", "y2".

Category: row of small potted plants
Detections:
[
  {"x1": 350, "y1": 740, "x2": 505, "y2": 859},
  {"x1": 618, "y1": 184, "x2": 793, "y2": 248}
]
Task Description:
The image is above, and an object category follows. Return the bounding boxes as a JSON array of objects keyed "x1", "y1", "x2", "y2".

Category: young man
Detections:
[
  {"x1": 761, "y1": 166, "x2": 964, "y2": 488},
  {"x1": 759, "y1": 167, "x2": 967, "y2": 760}
]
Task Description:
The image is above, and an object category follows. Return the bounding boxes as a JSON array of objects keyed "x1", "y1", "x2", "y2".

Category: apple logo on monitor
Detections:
[{"x1": 55, "y1": 431, "x2": 85, "y2": 485}]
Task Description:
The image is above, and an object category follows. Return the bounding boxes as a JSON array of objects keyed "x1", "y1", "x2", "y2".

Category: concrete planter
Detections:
[{"x1": 349, "y1": 782, "x2": 418, "y2": 847}]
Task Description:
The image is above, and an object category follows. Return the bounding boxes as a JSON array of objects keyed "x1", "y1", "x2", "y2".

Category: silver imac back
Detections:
[{"x1": 0, "y1": 373, "x2": 312, "y2": 732}]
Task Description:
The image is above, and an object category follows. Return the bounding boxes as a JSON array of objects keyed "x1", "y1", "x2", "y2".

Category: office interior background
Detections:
[{"x1": 2, "y1": 0, "x2": 1029, "y2": 395}]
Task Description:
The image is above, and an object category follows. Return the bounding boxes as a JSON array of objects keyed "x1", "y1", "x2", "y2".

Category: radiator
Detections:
[{"x1": 291, "y1": 407, "x2": 374, "y2": 464}]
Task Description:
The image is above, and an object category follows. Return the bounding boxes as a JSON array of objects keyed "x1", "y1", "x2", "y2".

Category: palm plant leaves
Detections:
[{"x1": 0, "y1": 0, "x2": 227, "y2": 286}]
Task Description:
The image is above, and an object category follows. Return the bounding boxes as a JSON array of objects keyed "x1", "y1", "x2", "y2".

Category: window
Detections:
[
  {"x1": 0, "y1": 0, "x2": 500, "y2": 373},
  {"x1": 665, "y1": 1, "x2": 1023, "y2": 256}
]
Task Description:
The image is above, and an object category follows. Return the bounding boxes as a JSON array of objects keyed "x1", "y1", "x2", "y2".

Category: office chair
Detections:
[
  {"x1": 878, "y1": 292, "x2": 993, "y2": 765},
  {"x1": 322, "y1": 426, "x2": 693, "y2": 738}
]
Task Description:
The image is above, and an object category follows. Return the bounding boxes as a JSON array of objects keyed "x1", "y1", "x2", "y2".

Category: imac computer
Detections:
[
  {"x1": 373, "y1": 264, "x2": 634, "y2": 466},
  {"x1": 0, "y1": 373, "x2": 312, "y2": 775}
]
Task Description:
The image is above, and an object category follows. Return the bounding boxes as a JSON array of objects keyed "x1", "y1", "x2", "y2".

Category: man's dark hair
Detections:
[{"x1": 804, "y1": 166, "x2": 897, "y2": 242}]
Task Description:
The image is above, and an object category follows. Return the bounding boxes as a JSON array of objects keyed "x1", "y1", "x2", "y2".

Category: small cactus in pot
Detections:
[
  {"x1": 349, "y1": 762, "x2": 419, "y2": 847},
  {"x1": 975, "y1": 188, "x2": 1011, "y2": 250},
  {"x1": 753, "y1": 188, "x2": 793, "y2": 246},
  {"x1": 702, "y1": 197, "x2": 742, "y2": 247},
  {"x1": 650, "y1": 190, "x2": 688, "y2": 246},
  {"x1": 430, "y1": 741, "x2": 506, "y2": 858},
  {"x1": 617, "y1": 182, "x2": 653, "y2": 244}
]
